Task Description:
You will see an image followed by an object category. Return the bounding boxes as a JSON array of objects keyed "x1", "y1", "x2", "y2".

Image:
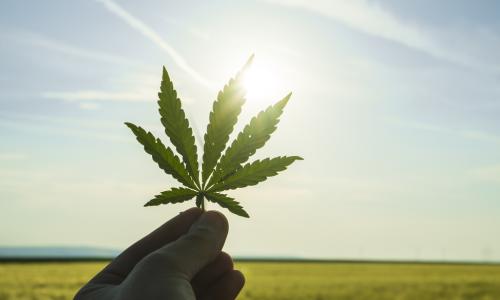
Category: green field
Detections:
[{"x1": 1, "y1": 261, "x2": 500, "y2": 300}]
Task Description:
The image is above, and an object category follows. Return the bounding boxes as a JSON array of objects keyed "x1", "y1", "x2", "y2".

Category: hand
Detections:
[{"x1": 75, "y1": 208, "x2": 245, "y2": 300}]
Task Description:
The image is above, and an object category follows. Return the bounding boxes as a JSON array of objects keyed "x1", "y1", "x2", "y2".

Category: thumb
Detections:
[{"x1": 149, "y1": 211, "x2": 229, "y2": 280}]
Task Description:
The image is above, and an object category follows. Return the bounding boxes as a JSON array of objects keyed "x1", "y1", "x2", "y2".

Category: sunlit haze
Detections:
[{"x1": 242, "y1": 56, "x2": 289, "y2": 106}]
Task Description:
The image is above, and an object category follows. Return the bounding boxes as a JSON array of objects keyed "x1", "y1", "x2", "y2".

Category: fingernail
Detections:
[
  {"x1": 180, "y1": 207, "x2": 203, "y2": 215},
  {"x1": 195, "y1": 211, "x2": 228, "y2": 232}
]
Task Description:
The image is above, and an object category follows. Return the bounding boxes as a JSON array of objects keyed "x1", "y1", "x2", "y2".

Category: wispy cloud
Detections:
[
  {"x1": 0, "y1": 153, "x2": 27, "y2": 161},
  {"x1": 0, "y1": 112, "x2": 128, "y2": 143},
  {"x1": 78, "y1": 102, "x2": 101, "y2": 110},
  {"x1": 0, "y1": 30, "x2": 139, "y2": 66},
  {"x1": 95, "y1": 0, "x2": 213, "y2": 88},
  {"x1": 461, "y1": 130, "x2": 500, "y2": 145},
  {"x1": 471, "y1": 164, "x2": 500, "y2": 183},
  {"x1": 41, "y1": 70, "x2": 163, "y2": 108},
  {"x1": 187, "y1": 26, "x2": 211, "y2": 41},
  {"x1": 393, "y1": 118, "x2": 500, "y2": 145},
  {"x1": 41, "y1": 90, "x2": 152, "y2": 102},
  {"x1": 0, "y1": 112, "x2": 120, "y2": 129},
  {"x1": 265, "y1": 0, "x2": 491, "y2": 70},
  {"x1": 163, "y1": 18, "x2": 211, "y2": 41},
  {"x1": 0, "y1": 119, "x2": 128, "y2": 143},
  {"x1": 42, "y1": 88, "x2": 195, "y2": 109}
]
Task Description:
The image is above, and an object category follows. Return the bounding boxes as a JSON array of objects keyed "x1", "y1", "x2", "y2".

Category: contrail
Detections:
[
  {"x1": 266, "y1": 0, "x2": 497, "y2": 73},
  {"x1": 95, "y1": 0, "x2": 213, "y2": 89}
]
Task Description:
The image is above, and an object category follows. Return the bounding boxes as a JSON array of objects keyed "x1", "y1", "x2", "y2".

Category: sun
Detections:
[{"x1": 242, "y1": 59, "x2": 287, "y2": 105}]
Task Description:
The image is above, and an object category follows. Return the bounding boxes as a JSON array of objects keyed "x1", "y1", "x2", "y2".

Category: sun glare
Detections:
[{"x1": 242, "y1": 59, "x2": 288, "y2": 105}]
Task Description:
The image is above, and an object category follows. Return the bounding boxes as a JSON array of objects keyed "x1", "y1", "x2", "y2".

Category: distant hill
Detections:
[{"x1": 0, "y1": 246, "x2": 119, "y2": 259}]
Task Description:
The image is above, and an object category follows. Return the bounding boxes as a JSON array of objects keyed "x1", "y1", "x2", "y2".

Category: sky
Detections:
[{"x1": 1, "y1": 0, "x2": 499, "y2": 262}]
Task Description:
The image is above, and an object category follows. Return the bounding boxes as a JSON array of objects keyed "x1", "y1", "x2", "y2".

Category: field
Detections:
[{"x1": 1, "y1": 261, "x2": 500, "y2": 300}]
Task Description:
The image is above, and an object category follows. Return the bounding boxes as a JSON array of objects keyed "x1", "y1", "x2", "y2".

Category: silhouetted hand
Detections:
[{"x1": 75, "y1": 208, "x2": 244, "y2": 300}]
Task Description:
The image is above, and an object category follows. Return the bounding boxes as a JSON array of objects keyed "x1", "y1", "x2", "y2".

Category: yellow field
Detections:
[{"x1": 1, "y1": 261, "x2": 500, "y2": 300}]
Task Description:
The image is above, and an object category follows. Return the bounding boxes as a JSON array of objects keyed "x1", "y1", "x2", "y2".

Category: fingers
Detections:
[
  {"x1": 90, "y1": 207, "x2": 202, "y2": 285},
  {"x1": 145, "y1": 210, "x2": 229, "y2": 280},
  {"x1": 199, "y1": 270, "x2": 245, "y2": 300},
  {"x1": 192, "y1": 252, "x2": 234, "y2": 297}
]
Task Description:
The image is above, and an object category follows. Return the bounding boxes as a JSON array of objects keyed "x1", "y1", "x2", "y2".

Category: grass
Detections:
[{"x1": 1, "y1": 261, "x2": 500, "y2": 300}]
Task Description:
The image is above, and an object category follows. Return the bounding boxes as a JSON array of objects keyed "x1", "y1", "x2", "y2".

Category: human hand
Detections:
[{"x1": 75, "y1": 208, "x2": 245, "y2": 300}]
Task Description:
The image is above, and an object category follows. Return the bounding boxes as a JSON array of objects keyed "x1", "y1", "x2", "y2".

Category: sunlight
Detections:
[{"x1": 242, "y1": 59, "x2": 288, "y2": 106}]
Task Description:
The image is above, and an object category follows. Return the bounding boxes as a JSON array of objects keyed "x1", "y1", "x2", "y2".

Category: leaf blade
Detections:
[
  {"x1": 201, "y1": 56, "x2": 253, "y2": 186},
  {"x1": 125, "y1": 122, "x2": 196, "y2": 190},
  {"x1": 205, "y1": 192, "x2": 249, "y2": 218},
  {"x1": 145, "y1": 187, "x2": 198, "y2": 207},
  {"x1": 158, "y1": 67, "x2": 200, "y2": 187},
  {"x1": 210, "y1": 156, "x2": 302, "y2": 191},
  {"x1": 206, "y1": 93, "x2": 292, "y2": 188}
]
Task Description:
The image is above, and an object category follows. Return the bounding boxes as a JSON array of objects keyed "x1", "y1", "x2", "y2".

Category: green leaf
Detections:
[
  {"x1": 210, "y1": 156, "x2": 303, "y2": 191},
  {"x1": 158, "y1": 67, "x2": 200, "y2": 187},
  {"x1": 145, "y1": 187, "x2": 198, "y2": 206},
  {"x1": 126, "y1": 58, "x2": 303, "y2": 218},
  {"x1": 125, "y1": 122, "x2": 196, "y2": 189},
  {"x1": 205, "y1": 192, "x2": 249, "y2": 218},
  {"x1": 201, "y1": 56, "x2": 253, "y2": 186},
  {"x1": 206, "y1": 93, "x2": 291, "y2": 188}
]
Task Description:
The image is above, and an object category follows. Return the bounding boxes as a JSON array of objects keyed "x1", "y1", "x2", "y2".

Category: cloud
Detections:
[
  {"x1": 0, "y1": 153, "x2": 27, "y2": 161},
  {"x1": 0, "y1": 113, "x2": 128, "y2": 143},
  {"x1": 95, "y1": 0, "x2": 213, "y2": 88},
  {"x1": 0, "y1": 30, "x2": 139, "y2": 66},
  {"x1": 41, "y1": 70, "x2": 166, "y2": 106},
  {"x1": 0, "y1": 112, "x2": 120, "y2": 129},
  {"x1": 42, "y1": 88, "x2": 195, "y2": 107},
  {"x1": 41, "y1": 90, "x2": 152, "y2": 102},
  {"x1": 461, "y1": 130, "x2": 500, "y2": 145},
  {"x1": 41, "y1": 65, "x2": 198, "y2": 109},
  {"x1": 164, "y1": 18, "x2": 211, "y2": 41},
  {"x1": 187, "y1": 26, "x2": 211, "y2": 41},
  {"x1": 392, "y1": 118, "x2": 500, "y2": 145},
  {"x1": 264, "y1": 0, "x2": 491, "y2": 70},
  {"x1": 79, "y1": 102, "x2": 100, "y2": 110},
  {"x1": 471, "y1": 164, "x2": 500, "y2": 183}
]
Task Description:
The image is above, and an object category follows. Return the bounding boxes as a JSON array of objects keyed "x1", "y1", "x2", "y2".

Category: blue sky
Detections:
[{"x1": 1, "y1": 0, "x2": 499, "y2": 261}]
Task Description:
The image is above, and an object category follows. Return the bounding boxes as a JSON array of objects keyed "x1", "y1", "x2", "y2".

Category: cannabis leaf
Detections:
[
  {"x1": 126, "y1": 56, "x2": 302, "y2": 217},
  {"x1": 158, "y1": 67, "x2": 200, "y2": 188},
  {"x1": 201, "y1": 56, "x2": 252, "y2": 187},
  {"x1": 208, "y1": 156, "x2": 303, "y2": 192}
]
